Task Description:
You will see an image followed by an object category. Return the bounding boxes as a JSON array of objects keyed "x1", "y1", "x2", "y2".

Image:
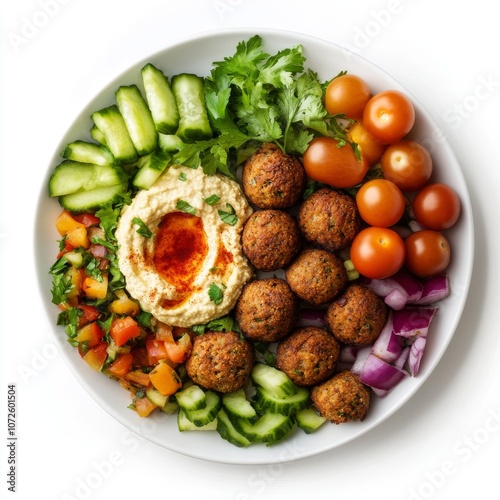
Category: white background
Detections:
[{"x1": 1, "y1": 1, "x2": 500, "y2": 499}]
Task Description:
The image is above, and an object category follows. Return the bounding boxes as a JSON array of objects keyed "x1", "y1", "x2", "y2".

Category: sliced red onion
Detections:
[
  {"x1": 297, "y1": 307, "x2": 326, "y2": 327},
  {"x1": 351, "y1": 346, "x2": 372, "y2": 375},
  {"x1": 371, "y1": 387, "x2": 389, "y2": 398},
  {"x1": 339, "y1": 345, "x2": 358, "y2": 364},
  {"x1": 392, "y1": 307, "x2": 437, "y2": 339},
  {"x1": 89, "y1": 244, "x2": 107, "y2": 259},
  {"x1": 394, "y1": 346, "x2": 410, "y2": 369},
  {"x1": 371, "y1": 312, "x2": 404, "y2": 363},
  {"x1": 408, "y1": 336, "x2": 427, "y2": 376},
  {"x1": 359, "y1": 353, "x2": 407, "y2": 391},
  {"x1": 414, "y1": 275, "x2": 450, "y2": 305}
]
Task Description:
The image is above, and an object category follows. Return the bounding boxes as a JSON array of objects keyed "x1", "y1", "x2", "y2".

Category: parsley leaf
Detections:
[
  {"x1": 50, "y1": 274, "x2": 74, "y2": 305},
  {"x1": 208, "y1": 283, "x2": 225, "y2": 305},
  {"x1": 132, "y1": 217, "x2": 153, "y2": 238}
]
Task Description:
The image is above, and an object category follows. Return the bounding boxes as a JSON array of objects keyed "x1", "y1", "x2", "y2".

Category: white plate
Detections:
[{"x1": 34, "y1": 28, "x2": 474, "y2": 465}]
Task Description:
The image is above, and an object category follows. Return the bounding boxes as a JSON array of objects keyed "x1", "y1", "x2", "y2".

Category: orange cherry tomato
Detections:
[
  {"x1": 325, "y1": 74, "x2": 372, "y2": 119},
  {"x1": 356, "y1": 179, "x2": 406, "y2": 227},
  {"x1": 363, "y1": 90, "x2": 415, "y2": 144},
  {"x1": 405, "y1": 230, "x2": 451, "y2": 277},
  {"x1": 303, "y1": 136, "x2": 369, "y2": 188},
  {"x1": 347, "y1": 121, "x2": 386, "y2": 166},
  {"x1": 350, "y1": 227, "x2": 406, "y2": 279},
  {"x1": 412, "y1": 183, "x2": 461, "y2": 230}
]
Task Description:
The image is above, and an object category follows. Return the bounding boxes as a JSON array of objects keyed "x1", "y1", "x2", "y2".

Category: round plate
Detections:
[{"x1": 35, "y1": 28, "x2": 474, "y2": 465}]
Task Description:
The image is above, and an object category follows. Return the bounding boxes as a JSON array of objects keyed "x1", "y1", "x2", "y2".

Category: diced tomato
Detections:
[
  {"x1": 55, "y1": 210, "x2": 86, "y2": 236},
  {"x1": 74, "y1": 321, "x2": 104, "y2": 348},
  {"x1": 164, "y1": 333, "x2": 192, "y2": 364},
  {"x1": 73, "y1": 213, "x2": 100, "y2": 227},
  {"x1": 133, "y1": 395, "x2": 157, "y2": 417},
  {"x1": 82, "y1": 274, "x2": 108, "y2": 299},
  {"x1": 110, "y1": 316, "x2": 141, "y2": 347},
  {"x1": 57, "y1": 239, "x2": 76, "y2": 258},
  {"x1": 78, "y1": 304, "x2": 100, "y2": 327},
  {"x1": 66, "y1": 267, "x2": 86, "y2": 302},
  {"x1": 107, "y1": 353, "x2": 133, "y2": 378},
  {"x1": 149, "y1": 362, "x2": 182, "y2": 396},
  {"x1": 109, "y1": 290, "x2": 140, "y2": 316},
  {"x1": 125, "y1": 370, "x2": 152, "y2": 387},
  {"x1": 131, "y1": 347, "x2": 150, "y2": 369},
  {"x1": 66, "y1": 226, "x2": 90, "y2": 249},
  {"x1": 155, "y1": 323, "x2": 174, "y2": 341},
  {"x1": 146, "y1": 338, "x2": 168, "y2": 365},
  {"x1": 172, "y1": 326, "x2": 193, "y2": 340},
  {"x1": 83, "y1": 341, "x2": 108, "y2": 371}
]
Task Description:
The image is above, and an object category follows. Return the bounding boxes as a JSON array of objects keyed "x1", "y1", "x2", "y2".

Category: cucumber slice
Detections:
[
  {"x1": 183, "y1": 391, "x2": 222, "y2": 427},
  {"x1": 254, "y1": 385, "x2": 310, "y2": 416},
  {"x1": 146, "y1": 386, "x2": 168, "y2": 408},
  {"x1": 59, "y1": 184, "x2": 126, "y2": 213},
  {"x1": 222, "y1": 389, "x2": 257, "y2": 420},
  {"x1": 251, "y1": 363, "x2": 297, "y2": 399},
  {"x1": 175, "y1": 384, "x2": 207, "y2": 412},
  {"x1": 133, "y1": 150, "x2": 171, "y2": 190},
  {"x1": 115, "y1": 84, "x2": 158, "y2": 155},
  {"x1": 160, "y1": 397, "x2": 179, "y2": 415},
  {"x1": 171, "y1": 73, "x2": 212, "y2": 141},
  {"x1": 177, "y1": 410, "x2": 217, "y2": 432},
  {"x1": 91, "y1": 105, "x2": 138, "y2": 164},
  {"x1": 141, "y1": 63, "x2": 180, "y2": 135},
  {"x1": 61, "y1": 140, "x2": 115, "y2": 166},
  {"x1": 237, "y1": 413, "x2": 294, "y2": 445},
  {"x1": 216, "y1": 409, "x2": 251, "y2": 447},
  {"x1": 49, "y1": 161, "x2": 126, "y2": 197},
  {"x1": 295, "y1": 407, "x2": 327, "y2": 434},
  {"x1": 158, "y1": 133, "x2": 184, "y2": 152},
  {"x1": 90, "y1": 125, "x2": 108, "y2": 147}
]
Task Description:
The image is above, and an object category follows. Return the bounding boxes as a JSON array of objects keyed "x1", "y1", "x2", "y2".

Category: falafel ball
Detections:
[
  {"x1": 235, "y1": 277, "x2": 299, "y2": 343},
  {"x1": 311, "y1": 370, "x2": 371, "y2": 424},
  {"x1": 242, "y1": 210, "x2": 301, "y2": 271},
  {"x1": 242, "y1": 142, "x2": 307, "y2": 209},
  {"x1": 185, "y1": 330, "x2": 255, "y2": 393},
  {"x1": 298, "y1": 187, "x2": 361, "y2": 252},
  {"x1": 275, "y1": 326, "x2": 340, "y2": 386},
  {"x1": 324, "y1": 283, "x2": 388, "y2": 346},
  {"x1": 285, "y1": 248, "x2": 348, "y2": 305}
]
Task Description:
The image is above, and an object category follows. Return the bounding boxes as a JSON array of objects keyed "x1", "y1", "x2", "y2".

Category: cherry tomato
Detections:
[
  {"x1": 405, "y1": 230, "x2": 451, "y2": 277},
  {"x1": 356, "y1": 179, "x2": 405, "y2": 227},
  {"x1": 303, "y1": 136, "x2": 369, "y2": 188},
  {"x1": 347, "y1": 121, "x2": 386, "y2": 166},
  {"x1": 363, "y1": 90, "x2": 415, "y2": 144},
  {"x1": 381, "y1": 139, "x2": 433, "y2": 191},
  {"x1": 350, "y1": 227, "x2": 406, "y2": 279},
  {"x1": 325, "y1": 74, "x2": 371, "y2": 119},
  {"x1": 412, "y1": 183, "x2": 461, "y2": 230}
]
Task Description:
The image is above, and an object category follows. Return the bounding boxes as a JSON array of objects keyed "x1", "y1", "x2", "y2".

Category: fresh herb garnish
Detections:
[
  {"x1": 218, "y1": 203, "x2": 238, "y2": 225},
  {"x1": 132, "y1": 217, "x2": 153, "y2": 238},
  {"x1": 208, "y1": 283, "x2": 225, "y2": 305},
  {"x1": 204, "y1": 194, "x2": 221, "y2": 206},
  {"x1": 176, "y1": 200, "x2": 196, "y2": 215}
]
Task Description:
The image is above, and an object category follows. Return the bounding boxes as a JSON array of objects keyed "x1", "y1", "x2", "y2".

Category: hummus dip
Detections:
[{"x1": 115, "y1": 165, "x2": 253, "y2": 327}]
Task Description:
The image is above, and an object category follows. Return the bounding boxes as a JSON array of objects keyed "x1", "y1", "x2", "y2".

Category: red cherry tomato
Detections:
[
  {"x1": 356, "y1": 179, "x2": 406, "y2": 227},
  {"x1": 405, "y1": 230, "x2": 451, "y2": 277},
  {"x1": 381, "y1": 139, "x2": 433, "y2": 191},
  {"x1": 412, "y1": 183, "x2": 461, "y2": 230},
  {"x1": 363, "y1": 90, "x2": 415, "y2": 144},
  {"x1": 325, "y1": 74, "x2": 372, "y2": 119},
  {"x1": 350, "y1": 227, "x2": 406, "y2": 279},
  {"x1": 303, "y1": 136, "x2": 369, "y2": 188}
]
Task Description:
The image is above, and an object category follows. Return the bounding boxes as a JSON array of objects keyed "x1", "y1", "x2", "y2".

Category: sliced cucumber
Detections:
[
  {"x1": 295, "y1": 407, "x2": 327, "y2": 434},
  {"x1": 222, "y1": 389, "x2": 257, "y2": 420},
  {"x1": 91, "y1": 105, "x2": 138, "y2": 164},
  {"x1": 216, "y1": 409, "x2": 251, "y2": 447},
  {"x1": 61, "y1": 140, "x2": 115, "y2": 166},
  {"x1": 90, "y1": 125, "x2": 108, "y2": 147},
  {"x1": 141, "y1": 63, "x2": 180, "y2": 135},
  {"x1": 115, "y1": 84, "x2": 158, "y2": 155},
  {"x1": 237, "y1": 413, "x2": 295, "y2": 445},
  {"x1": 49, "y1": 161, "x2": 126, "y2": 197},
  {"x1": 183, "y1": 391, "x2": 222, "y2": 427},
  {"x1": 175, "y1": 384, "x2": 207, "y2": 412},
  {"x1": 158, "y1": 133, "x2": 184, "y2": 152},
  {"x1": 160, "y1": 397, "x2": 179, "y2": 415},
  {"x1": 171, "y1": 73, "x2": 212, "y2": 141},
  {"x1": 146, "y1": 386, "x2": 168, "y2": 408},
  {"x1": 133, "y1": 150, "x2": 171, "y2": 190},
  {"x1": 254, "y1": 385, "x2": 310, "y2": 416},
  {"x1": 251, "y1": 363, "x2": 297, "y2": 399},
  {"x1": 177, "y1": 409, "x2": 217, "y2": 432},
  {"x1": 59, "y1": 184, "x2": 126, "y2": 213}
]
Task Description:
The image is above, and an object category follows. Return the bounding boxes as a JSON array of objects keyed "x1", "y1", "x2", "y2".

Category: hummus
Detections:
[{"x1": 115, "y1": 165, "x2": 254, "y2": 327}]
